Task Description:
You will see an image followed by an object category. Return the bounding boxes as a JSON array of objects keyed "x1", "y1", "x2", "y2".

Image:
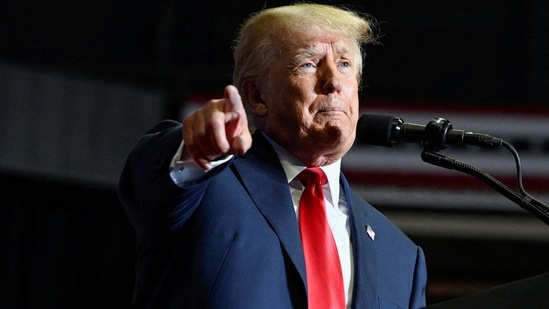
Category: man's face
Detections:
[{"x1": 259, "y1": 34, "x2": 361, "y2": 166}]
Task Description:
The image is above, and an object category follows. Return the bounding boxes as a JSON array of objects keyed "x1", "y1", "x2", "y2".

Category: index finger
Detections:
[{"x1": 223, "y1": 85, "x2": 245, "y2": 118}]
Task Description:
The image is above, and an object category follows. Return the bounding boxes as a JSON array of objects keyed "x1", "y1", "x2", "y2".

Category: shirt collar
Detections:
[{"x1": 260, "y1": 132, "x2": 341, "y2": 201}]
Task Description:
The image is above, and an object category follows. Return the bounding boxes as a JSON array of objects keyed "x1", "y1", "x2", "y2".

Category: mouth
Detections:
[
  {"x1": 314, "y1": 96, "x2": 349, "y2": 116},
  {"x1": 317, "y1": 106, "x2": 346, "y2": 114}
]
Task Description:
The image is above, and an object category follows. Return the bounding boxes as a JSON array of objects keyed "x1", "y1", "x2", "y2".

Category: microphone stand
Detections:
[
  {"x1": 421, "y1": 150, "x2": 549, "y2": 226},
  {"x1": 416, "y1": 116, "x2": 549, "y2": 226}
]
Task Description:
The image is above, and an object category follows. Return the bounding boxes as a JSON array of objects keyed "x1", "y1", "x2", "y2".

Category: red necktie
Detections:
[{"x1": 298, "y1": 167, "x2": 345, "y2": 309}]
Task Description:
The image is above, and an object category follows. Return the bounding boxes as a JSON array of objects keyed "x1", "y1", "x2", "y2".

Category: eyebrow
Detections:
[{"x1": 291, "y1": 43, "x2": 352, "y2": 65}]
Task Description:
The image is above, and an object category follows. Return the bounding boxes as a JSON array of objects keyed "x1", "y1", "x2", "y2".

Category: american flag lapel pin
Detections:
[{"x1": 366, "y1": 225, "x2": 375, "y2": 240}]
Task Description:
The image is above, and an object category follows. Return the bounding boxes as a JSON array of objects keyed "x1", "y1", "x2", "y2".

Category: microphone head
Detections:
[{"x1": 356, "y1": 114, "x2": 396, "y2": 147}]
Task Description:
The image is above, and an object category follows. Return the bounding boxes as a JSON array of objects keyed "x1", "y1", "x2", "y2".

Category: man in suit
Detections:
[{"x1": 118, "y1": 3, "x2": 427, "y2": 308}]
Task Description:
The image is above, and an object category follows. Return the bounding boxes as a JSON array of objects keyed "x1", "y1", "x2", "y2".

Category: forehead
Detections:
[{"x1": 301, "y1": 41, "x2": 351, "y2": 56}]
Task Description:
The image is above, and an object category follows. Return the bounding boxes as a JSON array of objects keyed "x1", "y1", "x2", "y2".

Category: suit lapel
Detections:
[
  {"x1": 341, "y1": 174, "x2": 378, "y2": 308},
  {"x1": 232, "y1": 132, "x2": 307, "y2": 284}
]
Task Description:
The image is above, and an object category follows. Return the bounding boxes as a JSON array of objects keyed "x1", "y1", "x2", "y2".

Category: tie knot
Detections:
[{"x1": 298, "y1": 167, "x2": 328, "y2": 187}]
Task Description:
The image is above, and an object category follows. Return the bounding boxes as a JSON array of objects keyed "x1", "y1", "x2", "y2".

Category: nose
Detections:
[{"x1": 319, "y1": 63, "x2": 342, "y2": 94}]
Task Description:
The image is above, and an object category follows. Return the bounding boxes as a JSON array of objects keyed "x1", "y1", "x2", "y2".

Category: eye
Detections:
[
  {"x1": 294, "y1": 61, "x2": 317, "y2": 74},
  {"x1": 337, "y1": 59, "x2": 354, "y2": 75},
  {"x1": 338, "y1": 60, "x2": 351, "y2": 68}
]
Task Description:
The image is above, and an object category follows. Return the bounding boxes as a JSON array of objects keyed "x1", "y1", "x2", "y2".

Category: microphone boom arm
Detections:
[{"x1": 421, "y1": 149, "x2": 549, "y2": 226}]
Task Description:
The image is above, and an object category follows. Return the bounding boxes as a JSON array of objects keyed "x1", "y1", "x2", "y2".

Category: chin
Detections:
[{"x1": 318, "y1": 128, "x2": 353, "y2": 149}]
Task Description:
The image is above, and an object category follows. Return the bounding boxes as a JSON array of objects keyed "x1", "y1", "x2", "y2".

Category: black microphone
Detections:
[{"x1": 356, "y1": 113, "x2": 503, "y2": 150}]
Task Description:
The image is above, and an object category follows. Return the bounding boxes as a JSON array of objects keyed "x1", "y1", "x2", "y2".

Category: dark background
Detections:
[
  {"x1": 2, "y1": 0, "x2": 547, "y2": 107},
  {"x1": 1, "y1": 0, "x2": 548, "y2": 308}
]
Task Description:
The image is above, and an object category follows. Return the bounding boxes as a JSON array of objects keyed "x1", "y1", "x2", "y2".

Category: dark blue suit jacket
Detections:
[{"x1": 118, "y1": 120, "x2": 427, "y2": 308}]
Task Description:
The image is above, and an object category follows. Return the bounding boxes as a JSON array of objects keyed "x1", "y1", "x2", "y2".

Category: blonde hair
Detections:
[{"x1": 232, "y1": 3, "x2": 378, "y2": 91}]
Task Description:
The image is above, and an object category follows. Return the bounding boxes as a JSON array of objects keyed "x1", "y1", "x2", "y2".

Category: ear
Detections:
[{"x1": 241, "y1": 78, "x2": 267, "y2": 117}]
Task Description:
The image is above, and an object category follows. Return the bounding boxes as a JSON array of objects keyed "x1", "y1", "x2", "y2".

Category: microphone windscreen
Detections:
[{"x1": 356, "y1": 114, "x2": 395, "y2": 147}]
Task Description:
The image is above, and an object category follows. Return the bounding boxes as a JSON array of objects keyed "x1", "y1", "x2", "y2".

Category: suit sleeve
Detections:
[
  {"x1": 410, "y1": 246, "x2": 428, "y2": 309},
  {"x1": 118, "y1": 120, "x2": 190, "y2": 245}
]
